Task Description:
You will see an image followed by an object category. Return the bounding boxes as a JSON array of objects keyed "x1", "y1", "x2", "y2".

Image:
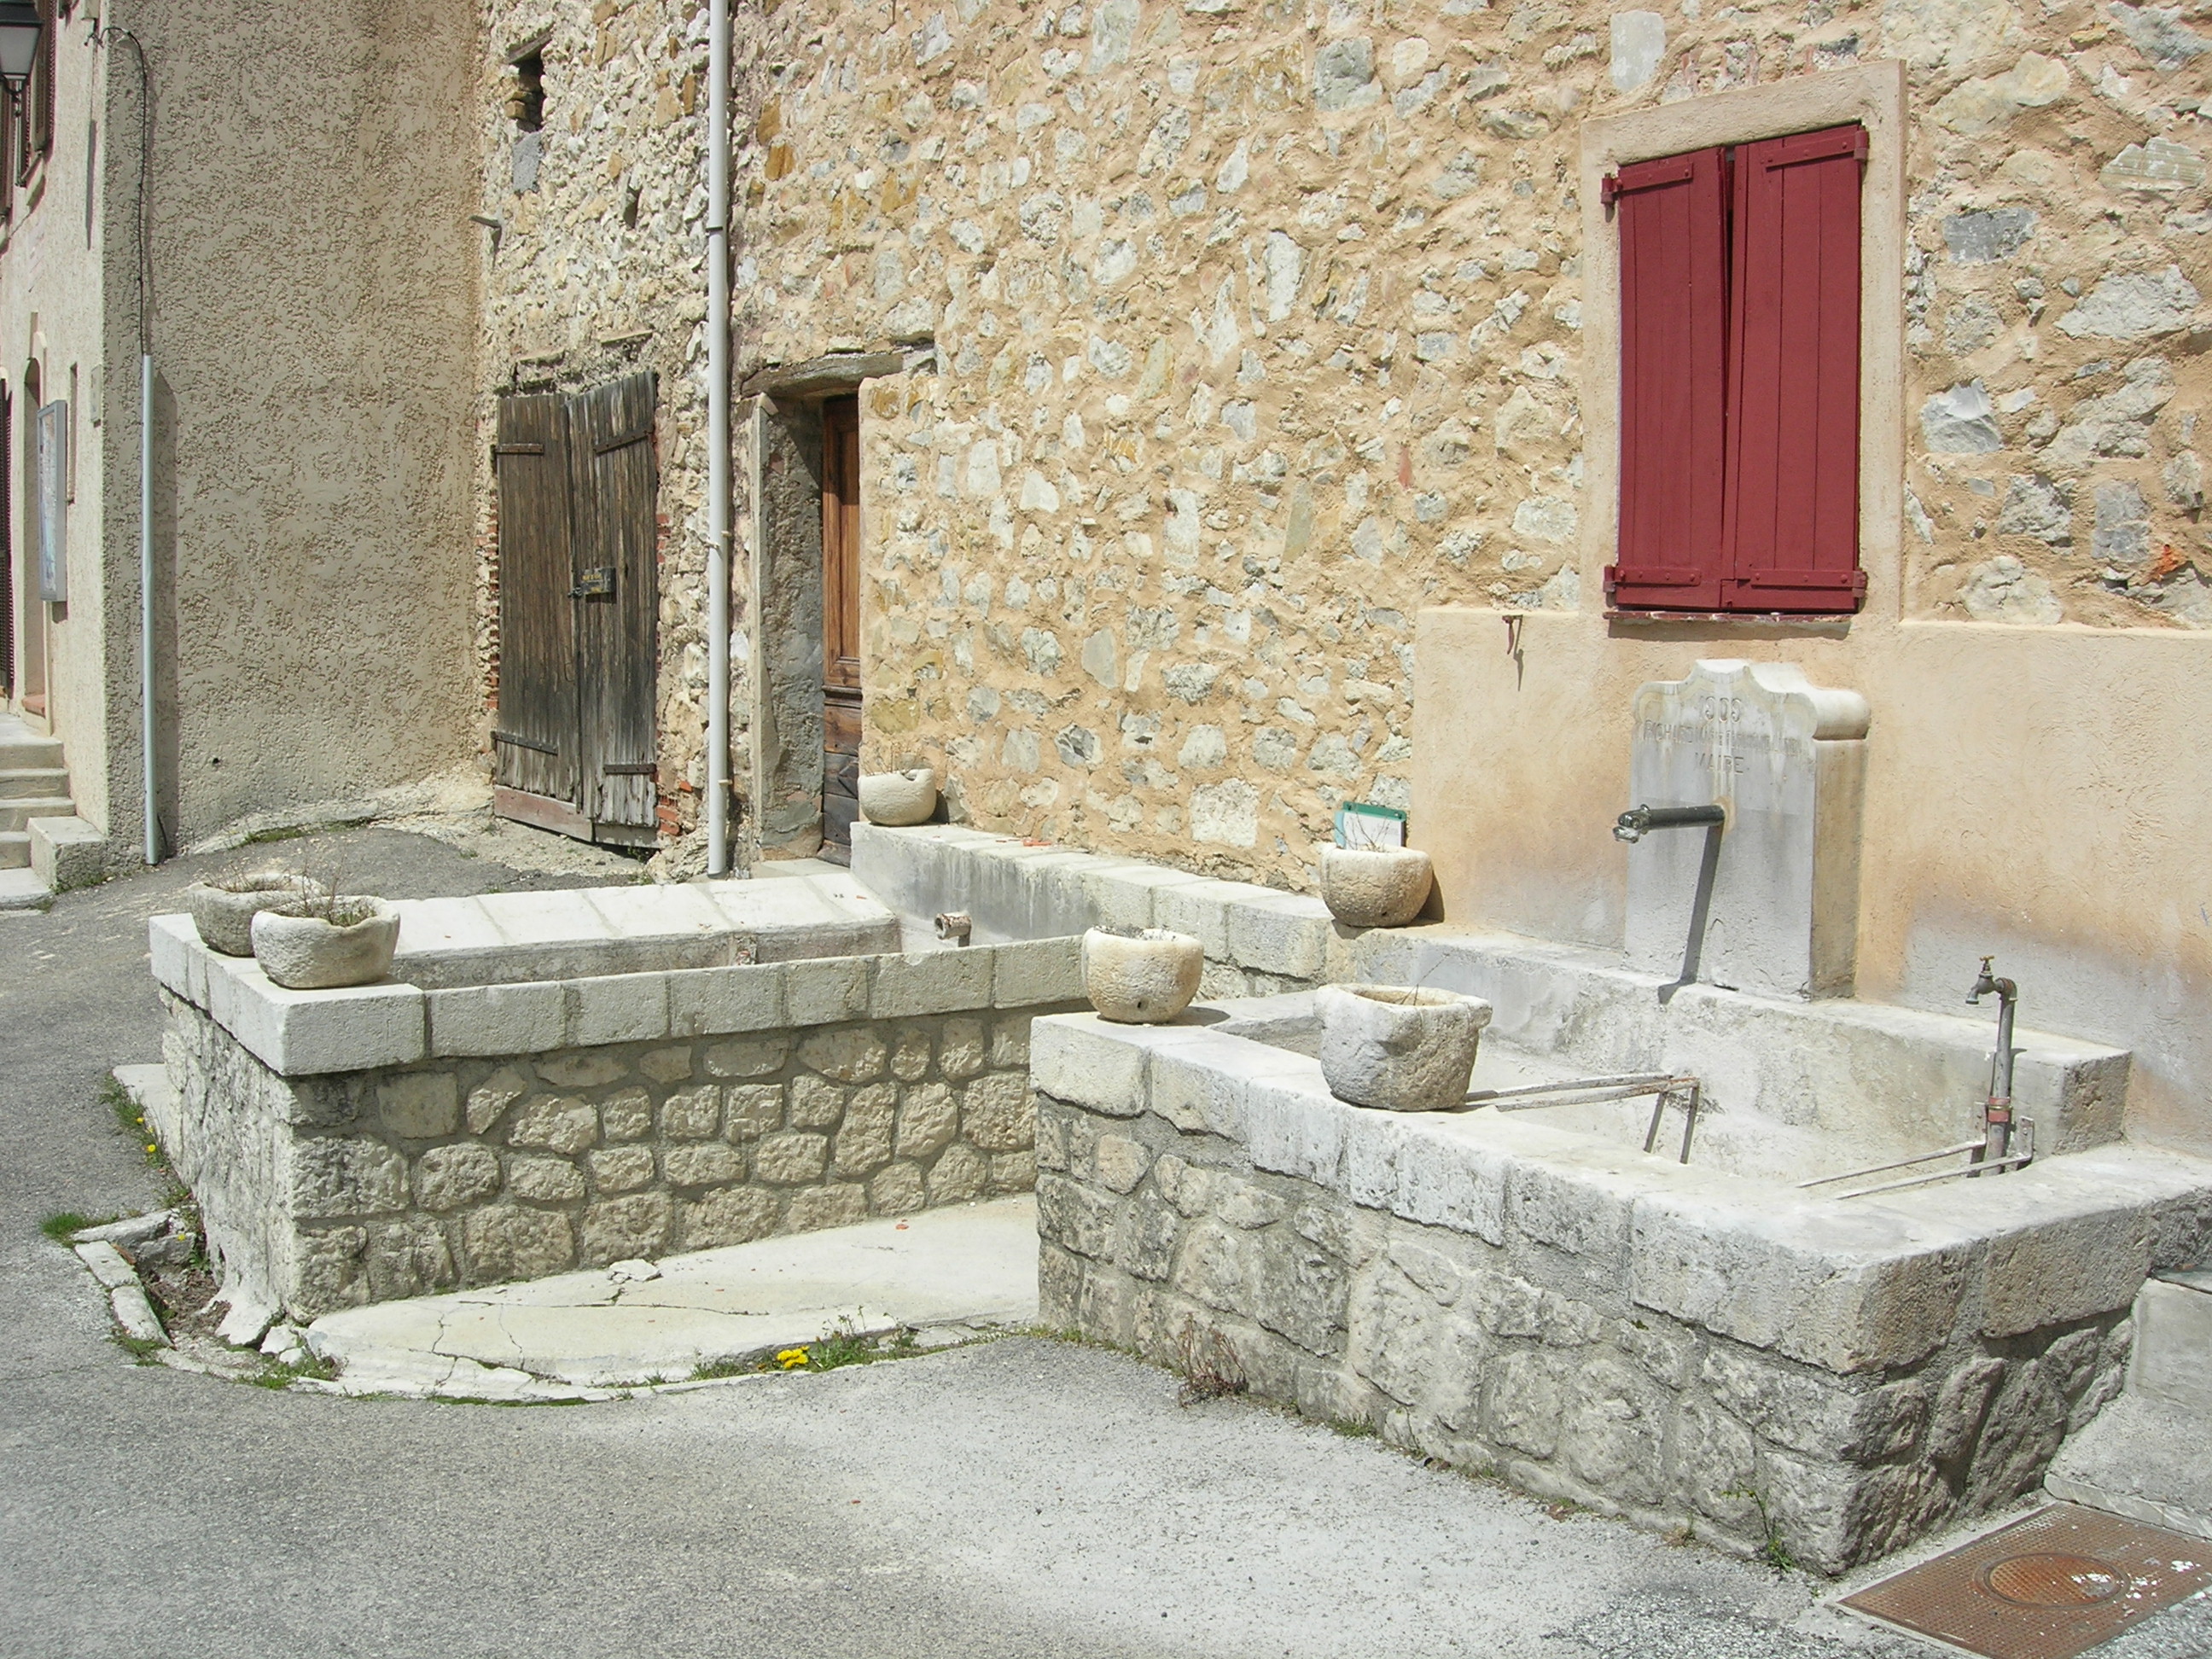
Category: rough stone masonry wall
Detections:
[
  {"x1": 1035, "y1": 1086, "x2": 2137, "y2": 1574},
  {"x1": 163, "y1": 992, "x2": 1047, "y2": 1322},
  {"x1": 714, "y1": 0, "x2": 2212, "y2": 887},
  {"x1": 474, "y1": 0, "x2": 718, "y2": 841}
]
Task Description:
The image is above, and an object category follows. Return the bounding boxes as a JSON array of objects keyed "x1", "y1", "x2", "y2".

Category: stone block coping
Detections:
[
  {"x1": 383, "y1": 871, "x2": 900, "y2": 988},
  {"x1": 850, "y1": 823, "x2": 1346, "y2": 987},
  {"x1": 1031, "y1": 1006, "x2": 2212, "y2": 1377},
  {"x1": 150, "y1": 908, "x2": 1082, "y2": 1078}
]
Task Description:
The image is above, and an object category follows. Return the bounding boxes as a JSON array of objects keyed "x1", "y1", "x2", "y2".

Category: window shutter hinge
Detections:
[
  {"x1": 1854, "y1": 128, "x2": 1870, "y2": 166},
  {"x1": 1600, "y1": 172, "x2": 1621, "y2": 209},
  {"x1": 1603, "y1": 563, "x2": 1620, "y2": 597},
  {"x1": 1853, "y1": 568, "x2": 1869, "y2": 597}
]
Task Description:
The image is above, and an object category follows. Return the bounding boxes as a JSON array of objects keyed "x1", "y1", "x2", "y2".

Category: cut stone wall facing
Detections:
[
  {"x1": 161, "y1": 991, "x2": 1056, "y2": 1323},
  {"x1": 1028, "y1": 1009, "x2": 2212, "y2": 1574}
]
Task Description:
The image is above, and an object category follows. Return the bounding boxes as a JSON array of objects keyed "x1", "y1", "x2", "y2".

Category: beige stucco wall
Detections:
[
  {"x1": 1415, "y1": 608, "x2": 2212, "y2": 1157},
  {"x1": 1, "y1": 8, "x2": 114, "y2": 831},
  {"x1": 119, "y1": 0, "x2": 484, "y2": 847}
]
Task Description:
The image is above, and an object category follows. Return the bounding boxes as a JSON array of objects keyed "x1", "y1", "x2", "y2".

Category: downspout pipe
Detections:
[
  {"x1": 140, "y1": 352, "x2": 155, "y2": 864},
  {"x1": 703, "y1": 0, "x2": 731, "y2": 876}
]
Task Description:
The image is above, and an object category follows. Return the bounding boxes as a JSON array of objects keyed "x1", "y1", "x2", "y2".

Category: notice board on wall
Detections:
[{"x1": 35, "y1": 399, "x2": 67, "y2": 602}]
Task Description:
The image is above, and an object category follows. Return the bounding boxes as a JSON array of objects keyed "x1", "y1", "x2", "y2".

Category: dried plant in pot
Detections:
[
  {"x1": 249, "y1": 879, "x2": 401, "y2": 991},
  {"x1": 182, "y1": 870, "x2": 329, "y2": 957},
  {"x1": 1082, "y1": 926, "x2": 1204, "y2": 1024},
  {"x1": 858, "y1": 766, "x2": 939, "y2": 826},
  {"x1": 1318, "y1": 845, "x2": 1434, "y2": 928},
  {"x1": 1317, "y1": 983, "x2": 1493, "y2": 1113}
]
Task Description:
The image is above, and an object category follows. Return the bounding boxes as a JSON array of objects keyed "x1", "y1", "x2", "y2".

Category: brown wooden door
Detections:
[
  {"x1": 569, "y1": 374, "x2": 660, "y2": 832},
  {"x1": 820, "y1": 394, "x2": 861, "y2": 860},
  {"x1": 492, "y1": 372, "x2": 658, "y2": 843},
  {"x1": 492, "y1": 393, "x2": 580, "y2": 808}
]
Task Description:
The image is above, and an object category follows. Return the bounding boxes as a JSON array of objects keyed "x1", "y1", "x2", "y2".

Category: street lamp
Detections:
[{"x1": 0, "y1": 3, "x2": 40, "y2": 91}]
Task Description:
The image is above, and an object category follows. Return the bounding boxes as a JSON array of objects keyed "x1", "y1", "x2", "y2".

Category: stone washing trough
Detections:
[{"x1": 842, "y1": 826, "x2": 2212, "y2": 1574}]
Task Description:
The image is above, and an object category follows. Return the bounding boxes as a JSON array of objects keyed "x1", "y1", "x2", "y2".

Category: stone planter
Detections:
[
  {"x1": 1082, "y1": 927, "x2": 1203, "y2": 1024},
  {"x1": 1316, "y1": 983, "x2": 1492, "y2": 1112},
  {"x1": 250, "y1": 900, "x2": 400, "y2": 991},
  {"x1": 858, "y1": 767, "x2": 938, "y2": 826},
  {"x1": 183, "y1": 874, "x2": 328, "y2": 957},
  {"x1": 1318, "y1": 846, "x2": 1434, "y2": 928}
]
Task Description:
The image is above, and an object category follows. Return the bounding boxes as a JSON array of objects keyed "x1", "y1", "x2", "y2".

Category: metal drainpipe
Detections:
[
  {"x1": 703, "y1": 0, "x2": 732, "y2": 875},
  {"x1": 140, "y1": 352, "x2": 155, "y2": 864}
]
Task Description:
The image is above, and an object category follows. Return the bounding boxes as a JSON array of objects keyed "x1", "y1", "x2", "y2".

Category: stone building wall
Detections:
[
  {"x1": 470, "y1": 0, "x2": 2211, "y2": 884},
  {"x1": 473, "y1": 0, "x2": 719, "y2": 840},
  {"x1": 718, "y1": 0, "x2": 2212, "y2": 887},
  {"x1": 160, "y1": 992, "x2": 1051, "y2": 1322}
]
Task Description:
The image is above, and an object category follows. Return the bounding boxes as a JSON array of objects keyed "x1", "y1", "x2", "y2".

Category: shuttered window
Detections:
[{"x1": 1605, "y1": 123, "x2": 1866, "y2": 615}]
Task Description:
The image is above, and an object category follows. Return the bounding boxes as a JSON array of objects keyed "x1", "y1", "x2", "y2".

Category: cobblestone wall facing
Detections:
[
  {"x1": 1035, "y1": 1086, "x2": 2136, "y2": 1575},
  {"x1": 163, "y1": 993, "x2": 1054, "y2": 1322}
]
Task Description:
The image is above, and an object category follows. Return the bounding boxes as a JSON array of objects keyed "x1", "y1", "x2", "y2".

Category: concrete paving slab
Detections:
[{"x1": 307, "y1": 1196, "x2": 1039, "y2": 1391}]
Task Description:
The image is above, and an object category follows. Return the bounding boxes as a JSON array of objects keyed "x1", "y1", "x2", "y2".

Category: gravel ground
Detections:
[{"x1": 2, "y1": 825, "x2": 2202, "y2": 1658}]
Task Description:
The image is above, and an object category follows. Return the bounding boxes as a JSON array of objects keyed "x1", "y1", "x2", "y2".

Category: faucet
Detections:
[
  {"x1": 1613, "y1": 803, "x2": 1727, "y2": 843},
  {"x1": 1965, "y1": 956, "x2": 2019, "y2": 1168}
]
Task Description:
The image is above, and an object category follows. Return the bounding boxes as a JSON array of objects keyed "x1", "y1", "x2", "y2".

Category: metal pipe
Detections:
[
  {"x1": 1966, "y1": 956, "x2": 2019, "y2": 1170},
  {"x1": 1796, "y1": 1139, "x2": 1986, "y2": 1190},
  {"x1": 703, "y1": 0, "x2": 731, "y2": 876},
  {"x1": 1613, "y1": 803, "x2": 1726, "y2": 844},
  {"x1": 139, "y1": 352, "x2": 155, "y2": 864}
]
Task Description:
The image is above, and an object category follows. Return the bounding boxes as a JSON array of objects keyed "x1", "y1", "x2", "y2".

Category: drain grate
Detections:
[{"x1": 1843, "y1": 1504, "x2": 2212, "y2": 1659}]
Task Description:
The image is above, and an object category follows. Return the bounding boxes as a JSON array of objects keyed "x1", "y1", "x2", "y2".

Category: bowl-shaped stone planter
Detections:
[
  {"x1": 1318, "y1": 846, "x2": 1434, "y2": 928},
  {"x1": 250, "y1": 899, "x2": 400, "y2": 990},
  {"x1": 859, "y1": 767, "x2": 939, "y2": 826},
  {"x1": 183, "y1": 873, "x2": 329, "y2": 957},
  {"x1": 1317, "y1": 983, "x2": 1493, "y2": 1113},
  {"x1": 1082, "y1": 927, "x2": 1203, "y2": 1024}
]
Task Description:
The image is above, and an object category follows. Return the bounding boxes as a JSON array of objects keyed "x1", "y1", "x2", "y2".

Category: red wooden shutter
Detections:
[
  {"x1": 1606, "y1": 145, "x2": 1729, "y2": 612},
  {"x1": 1724, "y1": 123, "x2": 1865, "y2": 613}
]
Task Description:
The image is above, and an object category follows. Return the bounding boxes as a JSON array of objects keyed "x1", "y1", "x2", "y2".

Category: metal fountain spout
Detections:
[
  {"x1": 1966, "y1": 956, "x2": 2025, "y2": 1173},
  {"x1": 1613, "y1": 802, "x2": 1726, "y2": 844}
]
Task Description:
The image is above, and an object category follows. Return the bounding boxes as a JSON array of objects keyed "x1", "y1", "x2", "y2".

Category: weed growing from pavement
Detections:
[
  {"x1": 1723, "y1": 1484, "x2": 1800, "y2": 1575},
  {"x1": 1328, "y1": 1415, "x2": 1379, "y2": 1439},
  {"x1": 40, "y1": 1210, "x2": 114, "y2": 1243},
  {"x1": 1174, "y1": 1318, "x2": 1249, "y2": 1406},
  {"x1": 100, "y1": 1076, "x2": 190, "y2": 1208},
  {"x1": 250, "y1": 1351, "x2": 338, "y2": 1390},
  {"x1": 686, "y1": 1320, "x2": 928, "y2": 1382}
]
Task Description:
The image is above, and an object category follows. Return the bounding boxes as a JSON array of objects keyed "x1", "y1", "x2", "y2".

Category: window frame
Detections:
[{"x1": 1576, "y1": 63, "x2": 1906, "y2": 627}]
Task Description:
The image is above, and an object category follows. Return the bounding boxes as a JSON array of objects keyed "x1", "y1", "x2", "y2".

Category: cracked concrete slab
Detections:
[{"x1": 307, "y1": 1196, "x2": 1039, "y2": 1390}]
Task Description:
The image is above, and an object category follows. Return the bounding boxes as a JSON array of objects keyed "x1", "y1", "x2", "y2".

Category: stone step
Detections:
[
  {"x1": 2135, "y1": 1272, "x2": 2212, "y2": 1414},
  {"x1": 2045, "y1": 1273, "x2": 2212, "y2": 1538},
  {"x1": 0, "y1": 831, "x2": 27, "y2": 870},
  {"x1": 0, "y1": 767, "x2": 71, "y2": 800},
  {"x1": 0, "y1": 864, "x2": 52, "y2": 910},
  {"x1": 0, "y1": 731, "x2": 64, "y2": 771},
  {"x1": 29, "y1": 815, "x2": 103, "y2": 890},
  {"x1": 0, "y1": 795, "x2": 74, "y2": 834},
  {"x1": 2046, "y1": 1393, "x2": 2212, "y2": 1541}
]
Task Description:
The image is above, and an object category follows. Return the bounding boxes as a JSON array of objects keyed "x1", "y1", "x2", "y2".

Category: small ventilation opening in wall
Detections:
[{"x1": 508, "y1": 51, "x2": 545, "y2": 133}]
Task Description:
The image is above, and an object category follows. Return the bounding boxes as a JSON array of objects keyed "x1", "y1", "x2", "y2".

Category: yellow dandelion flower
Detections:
[
  {"x1": 777, "y1": 1347, "x2": 809, "y2": 1369},
  {"x1": 145, "y1": 1144, "x2": 157, "y2": 1155}
]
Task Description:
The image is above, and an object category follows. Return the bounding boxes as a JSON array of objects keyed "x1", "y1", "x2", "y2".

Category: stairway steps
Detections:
[
  {"x1": 0, "y1": 796, "x2": 75, "y2": 834},
  {"x1": 0, "y1": 767, "x2": 72, "y2": 800},
  {"x1": 0, "y1": 831, "x2": 27, "y2": 870}
]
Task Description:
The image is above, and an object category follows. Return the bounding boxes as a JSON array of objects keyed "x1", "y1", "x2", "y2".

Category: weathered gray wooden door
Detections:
[{"x1": 492, "y1": 372, "x2": 659, "y2": 845}]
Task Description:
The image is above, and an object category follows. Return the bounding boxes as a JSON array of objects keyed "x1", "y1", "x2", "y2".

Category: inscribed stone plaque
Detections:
[{"x1": 1624, "y1": 660, "x2": 1870, "y2": 998}]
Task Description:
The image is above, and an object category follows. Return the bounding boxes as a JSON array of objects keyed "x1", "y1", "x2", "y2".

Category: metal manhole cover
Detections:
[
  {"x1": 1979, "y1": 1553, "x2": 2130, "y2": 1608},
  {"x1": 1842, "y1": 1504, "x2": 2212, "y2": 1659}
]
